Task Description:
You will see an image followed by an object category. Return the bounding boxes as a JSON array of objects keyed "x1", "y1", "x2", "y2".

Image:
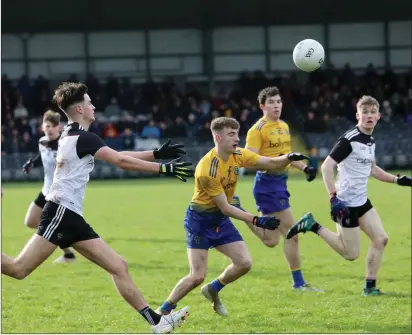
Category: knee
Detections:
[
  {"x1": 189, "y1": 273, "x2": 206, "y2": 287},
  {"x1": 236, "y1": 257, "x2": 253, "y2": 273},
  {"x1": 263, "y1": 238, "x2": 280, "y2": 248},
  {"x1": 373, "y1": 235, "x2": 389, "y2": 248},
  {"x1": 11, "y1": 263, "x2": 31, "y2": 280},
  {"x1": 342, "y1": 250, "x2": 360, "y2": 261},
  {"x1": 14, "y1": 270, "x2": 29, "y2": 280},
  {"x1": 111, "y1": 257, "x2": 129, "y2": 276},
  {"x1": 24, "y1": 218, "x2": 39, "y2": 229}
]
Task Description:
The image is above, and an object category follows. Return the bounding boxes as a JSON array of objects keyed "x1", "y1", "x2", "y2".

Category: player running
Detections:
[
  {"x1": 243, "y1": 86, "x2": 321, "y2": 291},
  {"x1": 22, "y1": 110, "x2": 77, "y2": 263},
  {"x1": 287, "y1": 95, "x2": 412, "y2": 296},
  {"x1": 2, "y1": 82, "x2": 193, "y2": 333},
  {"x1": 155, "y1": 116, "x2": 310, "y2": 317}
]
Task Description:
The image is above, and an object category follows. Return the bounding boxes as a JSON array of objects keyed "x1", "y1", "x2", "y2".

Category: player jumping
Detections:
[
  {"x1": 22, "y1": 110, "x2": 77, "y2": 263},
  {"x1": 242, "y1": 86, "x2": 321, "y2": 292},
  {"x1": 287, "y1": 95, "x2": 412, "y2": 296},
  {"x1": 155, "y1": 117, "x2": 310, "y2": 317},
  {"x1": 2, "y1": 82, "x2": 194, "y2": 333}
]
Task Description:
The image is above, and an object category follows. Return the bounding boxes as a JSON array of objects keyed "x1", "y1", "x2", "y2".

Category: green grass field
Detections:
[{"x1": 2, "y1": 175, "x2": 411, "y2": 334}]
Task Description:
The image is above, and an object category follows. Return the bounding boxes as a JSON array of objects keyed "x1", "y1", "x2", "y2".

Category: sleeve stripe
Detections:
[
  {"x1": 209, "y1": 157, "x2": 219, "y2": 178},
  {"x1": 256, "y1": 120, "x2": 266, "y2": 131},
  {"x1": 345, "y1": 129, "x2": 360, "y2": 141}
]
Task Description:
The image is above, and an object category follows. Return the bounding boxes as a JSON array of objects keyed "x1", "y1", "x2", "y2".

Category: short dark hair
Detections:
[
  {"x1": 43, "y1": 110, "x2": 61, "y2": 126},
  {"x1": 211, "y1": 117, "x2": 240, "y2": 132},
  {"x1": 52, "y1": 82, "x2": 88, "y2": 111},
  {"x1": 257, "y1": 86, "x2": 280, "y2": 105}
]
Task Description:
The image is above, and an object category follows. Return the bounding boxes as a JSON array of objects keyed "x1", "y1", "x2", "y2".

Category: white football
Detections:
[{"x1": 293, "y1": 39, "x2": 325, "y2": 72}]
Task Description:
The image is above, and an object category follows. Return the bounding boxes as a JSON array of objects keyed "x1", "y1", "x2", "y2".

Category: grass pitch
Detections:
[{"x1": 1, "y1": 175, "x2": 411, "y2": 333}]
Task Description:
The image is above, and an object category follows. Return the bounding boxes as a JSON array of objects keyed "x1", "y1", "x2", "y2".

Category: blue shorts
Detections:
[
  {"x1": 253, "y1": 172, "x2": 290, "y2": 215},
  {"x1": 184, "y1": 207, "x2": 243, "y2": 250}
]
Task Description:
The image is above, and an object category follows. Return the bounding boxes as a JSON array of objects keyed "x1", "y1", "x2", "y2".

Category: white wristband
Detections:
[{"x1": 393, "y1": 176, "x2": 398, "y2": 184}]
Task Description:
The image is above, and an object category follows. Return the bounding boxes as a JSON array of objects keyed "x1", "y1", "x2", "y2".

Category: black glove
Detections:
[
  {"x1": 252, "y1": 216, "x2": 280, "y2": 230},
  {"x1": 304, "y1": 166, "x2": 317, "y2": 182},
  {"x1": 22, "y1": 159, "x2": 34, "y2": 175},
  {"x1": 153, "y1": 138, "x2": 186, "y2": 160},
  {"x1": 397, "y1": 175, "x2": 412, "y2": 187},
  {"x1": 330, "y1": 195, "x2": 349, "y2": 218},
  {"x1": 159, "y1": 158, "x2": 194, "y2": 182},
  {"x1": 287, "y1": 152, "x2": 310, "y2": 161}
]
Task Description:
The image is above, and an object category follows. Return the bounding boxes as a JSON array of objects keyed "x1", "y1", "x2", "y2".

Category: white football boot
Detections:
[
  {"x1": 294, "y1": 283, "x2": 324, "y2": 293},
  {"x1": 53, "y1": 253, "x2": 76, "y2": 264},
  {"x1": 200, "y1": 284, "x2": 228, "y2": 317},
  {"x1": 151, "y1": 306, "x2": 189, "y2": 334}
]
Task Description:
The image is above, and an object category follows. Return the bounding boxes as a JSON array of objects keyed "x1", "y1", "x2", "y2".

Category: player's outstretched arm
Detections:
[
  {"x1": 95, "y1": 147, "x2": 194, "y2": 182},
  {"x1": 213, "y1": 193, "x2": 280, "y2": 230},
  {"x1": 249, "y1": 152, "x2": 309, "y2": 171},
  {"x1": 290, "y1": 161, "x2": 317, "y2": 182},
  {"x1": 120, "y1": 150, "x2": 155, "y2": 161},
  {"x1": 371, "y1": 161, "x2": 412, "y2": 186},
  {"x1": 22, "y1": 153, "x2": 42, "y2": 174},
  {"x1": 321, "y1": 156, "x2": 338, "y2": 195},
  {"x1": 120, "y1": 138, "x2": 186, "y2": 162}
]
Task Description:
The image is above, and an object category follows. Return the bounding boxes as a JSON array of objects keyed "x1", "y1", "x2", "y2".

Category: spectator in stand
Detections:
[
  {"x1": 121, "y1": 128, "x2": 136, "y2": 150},
  {"x1": 20, "y1": 132, "x2": 37, "y2": 153},
  {"x1": 141, "y1": 120, "x2": 160, "y2": 139},
  {"x1": 104, "y1": 97, "x2": 121, "y2": 118},
  {"x1": 103, "y1": 123, "x2": 119, "y2": 138},
  {"x1": 2, "y1": 67, "x2": 411, "y2": 157},
  {"x1": 13, "y1": 96, "x2": 29, "y2": 119}
]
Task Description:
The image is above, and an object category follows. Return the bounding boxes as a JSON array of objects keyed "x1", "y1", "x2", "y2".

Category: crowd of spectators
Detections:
[{"x1": 2, "y1": 63, "x2": 411, "y2": 155}]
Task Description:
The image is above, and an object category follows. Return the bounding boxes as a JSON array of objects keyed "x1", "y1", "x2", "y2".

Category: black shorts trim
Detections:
[
  {"x1": 333, "y1": 199, "x2": 373, "y2": 228},
  {"x1": 34, "y1": 192, "x2": 47, "y2": 208},
  {"x1": 37, "y1": 201, "x2": 99, "y2": 249}
]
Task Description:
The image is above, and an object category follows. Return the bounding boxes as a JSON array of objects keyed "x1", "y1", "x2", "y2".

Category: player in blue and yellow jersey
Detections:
[
  {"x1": 244, "y1": 86, "x2": 322, "y2": 292},
  {"x1": 156, "y1": 117, "x2": 310, "y2": 317}
]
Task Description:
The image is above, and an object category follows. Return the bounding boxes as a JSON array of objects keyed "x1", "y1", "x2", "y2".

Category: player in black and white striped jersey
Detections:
[
  {"x1": 287, "y1": 95, "x2": 412, "y2": 296},
  {"x1": 2, "y1": 82, "x2": 193, "y2": 333},
  {"x1": 22, "y1": 110, "x2": 76, "y2": 263}
]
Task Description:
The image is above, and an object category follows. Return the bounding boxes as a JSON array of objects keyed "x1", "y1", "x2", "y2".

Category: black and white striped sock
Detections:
[{"x1": 139, "y1": 306, "x2": 161, "y2": 326}]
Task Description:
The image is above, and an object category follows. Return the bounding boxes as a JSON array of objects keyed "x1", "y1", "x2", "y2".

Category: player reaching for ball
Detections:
[
  {"x1": 2, "y1": 82, "x2": 193, "y2": 333},
  {"x1": 155, "y1": 117, "x2": 311, "y2": 317},
  {"x1": 287, "y1": 95, "x2": 412, "y2": 296}
]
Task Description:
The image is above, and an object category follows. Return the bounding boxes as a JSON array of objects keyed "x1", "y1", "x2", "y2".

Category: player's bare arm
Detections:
[
  {"x1": 248, "y1": 152, "x2": 309, "y2": 171},
  {"x1": 244, "y1": 147, "x2": 260, "y2": 171},
  {"x1": 121, "y1": 151, "x2": 155, "y2": 161},
  {"x1": 321, "y1": 156, "x2": 338, "y2": 195},
  {"x1": 95, "y1": 146, "x2": 193, "y2": 182},
  {"x1": 214, "y1": 193, "x2": 280, "y2": 230},
  {"x1": 370, "y1": 161, "x2": 398, "y2": 183},
  {"x1": 290, "y1": 160, "x2": 306, "y2": 171},
  {"x1": 121, "y1": 138, "x2": 186, "y2": 162},
  {"x1": 371, "y1": 161, "x2": 412, "y2": 186},
  {"x1": 247, "y1": 144, "x2": 316, "y2": 181},
  {"x1": 214, "y1": 193, "x2": 256, "y2": 224}
]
